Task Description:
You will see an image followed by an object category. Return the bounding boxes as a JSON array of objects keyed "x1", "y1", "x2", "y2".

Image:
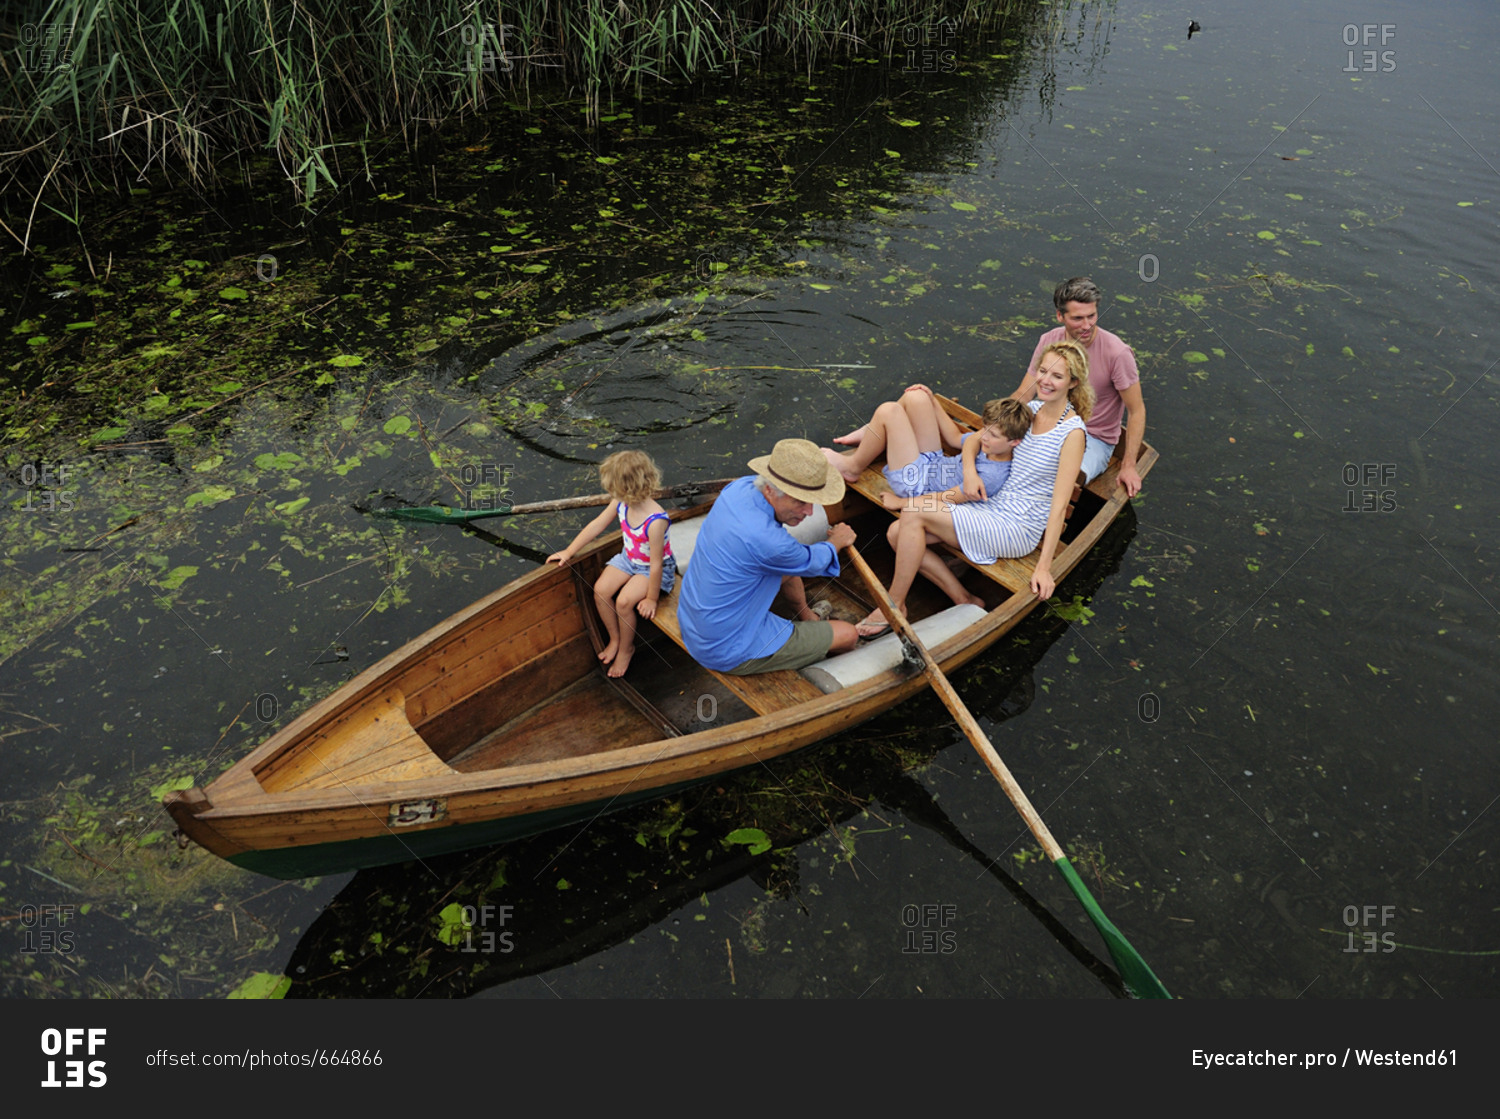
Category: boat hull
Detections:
[
  {"x1": 167, "y1": 416, "x2": 1156, "y2": 880},
  {"x1": 224, "y1": 778, "x2": 706, "y2": 879}
]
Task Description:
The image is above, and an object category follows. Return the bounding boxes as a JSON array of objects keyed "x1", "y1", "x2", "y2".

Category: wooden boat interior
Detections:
[{"x1": 247, "y1": 395, "x2": 1153, "y2": 798}]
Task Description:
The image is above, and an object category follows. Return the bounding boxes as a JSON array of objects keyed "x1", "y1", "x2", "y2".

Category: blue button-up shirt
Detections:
[{"x1": 679, "y1": 477, "x2": 841, "y2": 672}]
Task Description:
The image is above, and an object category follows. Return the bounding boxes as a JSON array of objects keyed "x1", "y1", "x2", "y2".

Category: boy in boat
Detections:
[
  {"x1": 678, "y1": 439, "x2": 860, "y2": 675},
  {"x1": 824, "y1": 388, "x2": 1030, "y2": 510},
  {"x1": 1008, "y1": 276, "x2": 1147, "y2": 497},
  {"x1": 547, "y1": 450, "x2": 674, "y2": 678}
]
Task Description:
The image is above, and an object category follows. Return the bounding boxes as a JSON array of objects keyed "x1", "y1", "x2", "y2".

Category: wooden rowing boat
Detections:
[{"x1": 165, "y1": 396, "x2": 1158, "y2": 879}]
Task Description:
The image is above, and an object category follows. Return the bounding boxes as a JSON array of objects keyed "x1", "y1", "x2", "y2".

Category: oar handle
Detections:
[{"x1": 841, "y1": 544, "x2": 1065, "y2": 863}]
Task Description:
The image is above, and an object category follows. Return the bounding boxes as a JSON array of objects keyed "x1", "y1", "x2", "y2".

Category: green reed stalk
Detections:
[{"x1": 1, "y1": 0, "x2": 1051, "y2": 241}]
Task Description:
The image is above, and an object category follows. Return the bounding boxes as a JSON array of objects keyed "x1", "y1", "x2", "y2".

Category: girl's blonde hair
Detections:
[
  {"x1": 598, "y1": 450, "x2": 662, "y2": 505},
  {"x1": 1037, "y1": 339, "x2": 1095, "y2": 423}
]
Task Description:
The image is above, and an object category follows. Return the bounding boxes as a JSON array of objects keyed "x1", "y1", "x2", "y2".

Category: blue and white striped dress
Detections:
[{"x1": 949, "y1": 401, "x2": 1085, "y2": 564}]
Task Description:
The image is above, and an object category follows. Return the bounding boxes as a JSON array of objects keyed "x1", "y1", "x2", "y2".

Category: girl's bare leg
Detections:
[
  {"x1": 593, "y1": 566, "x2": 632, "y2": 663},
  {"x1": 609, "y1": 575, "x2": 650, "y2": 677}
]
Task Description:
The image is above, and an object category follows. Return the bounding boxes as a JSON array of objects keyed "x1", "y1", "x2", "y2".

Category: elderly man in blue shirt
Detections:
[{"x1": 679, "y1": 439, "x2": 861, "y2": 675}]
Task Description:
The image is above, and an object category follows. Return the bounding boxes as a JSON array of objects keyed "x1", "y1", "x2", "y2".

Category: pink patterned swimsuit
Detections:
[{"x1": 607, "y1": 503, "x2": 676, "y2": 592}]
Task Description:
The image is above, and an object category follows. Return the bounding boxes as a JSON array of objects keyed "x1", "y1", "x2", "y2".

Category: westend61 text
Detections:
[{"x1": 1192, "y1": 1049, "x2": 1457, "y2": 1069}]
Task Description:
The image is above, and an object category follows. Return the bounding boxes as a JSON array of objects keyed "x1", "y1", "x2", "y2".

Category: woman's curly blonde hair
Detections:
[{"x1": 1037, "y1": 339, "x2": 1095, "y2": 423}]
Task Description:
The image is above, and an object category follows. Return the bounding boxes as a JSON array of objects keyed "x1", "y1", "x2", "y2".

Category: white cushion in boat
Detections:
[
  {"x1": 668, "y1": 515, "x2": 706, "y2": 570},
  {"x1": 670, "y1": 503, "x2": 829, "y2": 572},
  {"x1": 799, "y1": 604, "x2": 988, "y2": 693}
]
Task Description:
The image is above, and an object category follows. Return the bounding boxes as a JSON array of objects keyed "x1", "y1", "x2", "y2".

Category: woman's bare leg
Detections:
[
  {"x1": 915, "y1": 546, "x2": 985, "y2": 608},
  {"x1": 856, "y1": 508, "x2": 983, "y2": 634},
  {"x1": 901, "y1": 389, "x2": 947, "y2": 455}
]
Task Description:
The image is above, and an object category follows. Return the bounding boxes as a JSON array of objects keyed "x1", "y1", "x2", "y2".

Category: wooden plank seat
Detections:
[{"x1": 645, "y1": 515, "x2": 828, "y2": 717}]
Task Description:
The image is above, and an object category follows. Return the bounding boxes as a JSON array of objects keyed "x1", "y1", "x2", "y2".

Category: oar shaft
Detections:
[
  {"x1": 503, "y1": 477, "x2": 734, "y2": 516},
  {"x1": 842, "y1": 545, "x2": 1064, "y2": 861},
  {"x1": 841, "y1": 541, "x2": 1171, "y2": 998}
]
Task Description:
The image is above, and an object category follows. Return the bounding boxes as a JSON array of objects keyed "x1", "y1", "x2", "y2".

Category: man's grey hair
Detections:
[
  {"x1": 757, "y1": 477, "x2": 784, "y2": 499},
  {"x1": 1053, "y1": 276, "x2": 1102, "y2": 311}
]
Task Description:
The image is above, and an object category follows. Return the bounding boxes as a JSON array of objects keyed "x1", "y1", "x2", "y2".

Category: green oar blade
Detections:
[
  {"x1": 367, "y1": 504, "x2": 514, "y2": 524},
  {"x1": 1053, "y1": 857, "x2": 1172, "y2": 999}
]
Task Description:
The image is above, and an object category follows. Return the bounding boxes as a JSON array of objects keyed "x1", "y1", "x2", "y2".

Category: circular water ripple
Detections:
[{"x1": 481, "y1": 301, "x2": 763, "y2": 453}]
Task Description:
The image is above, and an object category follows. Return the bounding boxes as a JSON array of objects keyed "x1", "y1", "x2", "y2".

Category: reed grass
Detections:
[{"x1": 1, "y1": 0, "x2": 1036, "y2": 244}]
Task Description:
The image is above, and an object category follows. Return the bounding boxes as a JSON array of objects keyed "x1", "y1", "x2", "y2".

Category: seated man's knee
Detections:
[{"x1": 828, "y1": 620, "x2": 859, "y2": 653}]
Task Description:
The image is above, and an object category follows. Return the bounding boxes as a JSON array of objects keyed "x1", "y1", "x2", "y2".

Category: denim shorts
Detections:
[
  {"x1": 607, "y1": 551, "x2": 676, "y2": 595},
  {"x1": 1082, "y1": 434, "x2": 1116, "y2": 481}
]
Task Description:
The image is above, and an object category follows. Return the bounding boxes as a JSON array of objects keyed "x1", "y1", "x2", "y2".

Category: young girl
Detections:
[{"x1": 547, "y1": 451, "x2": 674, "y2": 678}]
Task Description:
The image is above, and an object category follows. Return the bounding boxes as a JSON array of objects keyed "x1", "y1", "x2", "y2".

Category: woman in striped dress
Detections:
[{"x1": 855, "y1": 341, "x2": 1093, "y2": 635}]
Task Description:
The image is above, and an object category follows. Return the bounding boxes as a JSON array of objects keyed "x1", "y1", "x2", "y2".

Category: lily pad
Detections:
[
  {"x1": 227, "y1": 972, "x2": 291, "y2": 999},
  {"x1": 159, "y1": 565, "x2": 199, "y2": 590},
  {"x1": 434, "y1": 902, "x2": 469, "y2": 946},
  {"x1": 723, "y1": 827, "x2": 772, "y2": 855},
  {"x1": 149, "y1": 774, "x2": 195, "y2": 802},
  {"x1": 185, "y1": 485, "x2": 236, "y2": 508}
]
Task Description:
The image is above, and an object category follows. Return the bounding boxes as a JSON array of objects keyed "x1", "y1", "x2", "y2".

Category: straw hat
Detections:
[{"x1": 747, "y1": 438, "x2": 846, "y2": 505}]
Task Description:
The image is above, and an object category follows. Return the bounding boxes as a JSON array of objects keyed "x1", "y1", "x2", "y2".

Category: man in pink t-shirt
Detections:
[{"x1": 1008, "y1": 277, "x2": 1147, "y2": 497}]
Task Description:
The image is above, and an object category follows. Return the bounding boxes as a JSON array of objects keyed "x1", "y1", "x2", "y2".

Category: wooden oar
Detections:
[
  {"x1": 841, "y1": 543, "x2": 1172, "y2": 999},
  {"x1": 366, "y1": 477, "x2": 735, "y2": 524}
]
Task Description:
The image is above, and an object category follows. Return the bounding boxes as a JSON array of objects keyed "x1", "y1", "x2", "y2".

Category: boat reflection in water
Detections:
[{"x1": 285, "y1": 508, "x2": 1142, "y2": 999}]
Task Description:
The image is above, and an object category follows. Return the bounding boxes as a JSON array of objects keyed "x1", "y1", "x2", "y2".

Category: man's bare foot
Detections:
[
  {"x1": 607, "y1": 647, "x2": 634, "y2": 678},
  {"x1": 832, "y1": 425, "x2": 867, "y2": 446},
  {"x1": 599, "y1": 640, "x2": 618, "y2": 665},
  {"x1": 957, "y1": 593, "x2": 987, "y2": 609},
  {"x1": 821, "y1": 446, "x2": 864, "y2": 483},
  {"x1": 855, "y1": 609, "x2": 895, "y2": 638}
]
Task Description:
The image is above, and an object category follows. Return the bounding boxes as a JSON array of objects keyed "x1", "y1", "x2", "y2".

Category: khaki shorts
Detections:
[{"x1": 726, "y1": 621, "x2": 834, "y2": 676}]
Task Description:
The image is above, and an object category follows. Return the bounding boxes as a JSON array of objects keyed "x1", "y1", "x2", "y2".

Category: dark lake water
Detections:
[{"x1": 2, "y1": 0, "x2": 1496, "y2": 1002}]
